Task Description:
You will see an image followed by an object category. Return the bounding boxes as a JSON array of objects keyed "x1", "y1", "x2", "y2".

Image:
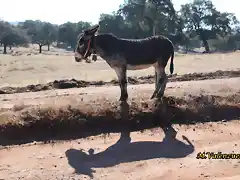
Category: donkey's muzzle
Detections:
[
  {"x1": 92, "y1": 54, "x2": 97, "y2": 61},
  {"x1": 75, "y1": 57, "x2": 82, "y2": 62},
  {"x1": 74, "y1": 51, "x2": 83, "y2": 62}
]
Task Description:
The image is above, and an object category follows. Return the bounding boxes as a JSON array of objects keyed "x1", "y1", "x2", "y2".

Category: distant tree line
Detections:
[{"x1": 1, "y1": 0, "x2": 240, "y2": 54}]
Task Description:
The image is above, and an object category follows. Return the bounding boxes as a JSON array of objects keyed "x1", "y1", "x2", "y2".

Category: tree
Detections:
[
  {"x1": 18, "y1": 20, "x2": 58, "y2": 53},
  {"x1": 58, "y1": 22, "x2": 77, "y2": 50},
  {"x1": 0, "y1": 21, "x2": 29, "y2": 54},
  {"x1": 41, "y1": 22, "x2": 58, "y2": 51},
  {"x1": 118, "y1": 0, "x2": 179, "y2": 37},
  {"x1": 76, "y1": 21, "x2": 92, "y2": 35},
  {"x1": 98, "y1": 13, "x2": 134, "y2": 38},
  {"x1": 179, "y1": 0, "x2": 239, "y2": 53},
  {"x1": 58, "y1": 21, "x2": 91, "y2": 50},
  {"x1": 0, "y1": 20, "x2": 4, "y2": 39},
  {"x1": 118, "y1": 0, "x2": 150, "y2": 37}
]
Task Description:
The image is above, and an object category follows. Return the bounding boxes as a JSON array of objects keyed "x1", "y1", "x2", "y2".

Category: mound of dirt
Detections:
[
  {"x1": 0, "y1": 93, "x2": 239, "y2": 146},
  {"x1": 0, "y1": 70, "x2": 239, "y2": 94}
]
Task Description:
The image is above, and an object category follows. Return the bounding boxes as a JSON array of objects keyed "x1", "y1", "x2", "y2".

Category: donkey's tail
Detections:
[{"x1": 170, "y1": 49, "x2": 174, "y2": 74}]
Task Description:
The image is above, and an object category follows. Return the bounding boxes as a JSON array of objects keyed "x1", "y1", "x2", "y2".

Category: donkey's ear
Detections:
[{"x1": 84, "y1": 25, "x2": 100, "y2": 35}]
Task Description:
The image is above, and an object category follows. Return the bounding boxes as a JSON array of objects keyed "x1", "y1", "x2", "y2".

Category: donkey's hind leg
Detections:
[
  {"x1": 150, "y1": 71, "x2": 158, "y2": 99},
  {"x1": 113, "y1": 66, "x2": 128, "y2": 101},
  {"x1": 157, "y1": 70, "x2": 167, "y2": 99},
  {"x1": 155, "y1": 63, "x2": 168, "y2": 99}
]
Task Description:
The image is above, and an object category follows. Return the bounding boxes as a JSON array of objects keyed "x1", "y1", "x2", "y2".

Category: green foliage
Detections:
[
  {"x1": 58, "y1": 21, "x2": 92, "y2": 49},
  {"x1": 179, "y1": 0, "x2": 239, "y2": 52},
  {"x1": 0, "y1": 21, "x2": 29, "y2": 54},
  {"x1": 209, "y1": 34, "x2": 239, "y2": 51},
  {"x1": 118, "y1": 0, "x2": 178, "y2": 36},
  {"x1": 18, "y1": 20, "x2": 57, "y2": 45}
]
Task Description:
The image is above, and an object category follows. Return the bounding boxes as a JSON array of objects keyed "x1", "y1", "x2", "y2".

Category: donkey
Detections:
[{"x1": 74, "y1": 25, "x2": 175, "y2": 102}]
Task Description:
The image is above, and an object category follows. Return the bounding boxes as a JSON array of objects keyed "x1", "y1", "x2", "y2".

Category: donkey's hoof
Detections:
[
  {"x1": 150, "y1": 93, "x2": 156, "y2": 99},
  {"x1": 156, "y1": 93, "x2": 164, "y2": 100},
  {"x1": 119, "y1": 99, "x2": 128, "y2": 102},
  {"x1": 119, "y1": 96, "x2": 128, "y2": 102}
]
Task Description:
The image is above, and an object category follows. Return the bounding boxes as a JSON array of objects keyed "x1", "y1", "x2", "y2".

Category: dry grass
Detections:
[{"x1": 0, "y1": 45, "x2": 240, "y2": 87}]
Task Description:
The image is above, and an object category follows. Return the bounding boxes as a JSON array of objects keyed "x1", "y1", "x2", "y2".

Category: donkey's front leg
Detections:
[{"x1": 114, "y1": 66, "x2": 128, "y2": 101}]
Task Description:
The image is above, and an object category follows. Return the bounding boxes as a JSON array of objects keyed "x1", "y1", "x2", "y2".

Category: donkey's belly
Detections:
[
  {"x1": 127, "y1": 63, "x2": 155, "y2": 70},
  {"x1": 104, "y1": 56, "x2": 156, "y2": 70}
]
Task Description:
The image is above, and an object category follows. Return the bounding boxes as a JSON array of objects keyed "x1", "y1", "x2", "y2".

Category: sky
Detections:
[{"x1": 0, "y1": 0, "x2": 240, "y2": 25}]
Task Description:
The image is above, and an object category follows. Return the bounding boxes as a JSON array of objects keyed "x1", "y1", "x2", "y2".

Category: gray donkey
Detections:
[{"x1": 74, "y1": 25, "x2": 175, "y2": 102}]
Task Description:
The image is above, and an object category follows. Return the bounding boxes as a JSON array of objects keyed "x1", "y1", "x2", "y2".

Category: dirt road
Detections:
[
  {"x1": 1, "y1": 121, "x2": 240, "y2": 180},
  {"x1": 0, "y1": 77, "x2": 239, "y2": 109}
]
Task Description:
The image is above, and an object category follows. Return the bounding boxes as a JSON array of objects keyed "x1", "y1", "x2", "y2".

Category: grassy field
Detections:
[{"x1": 0, "y1": 46, "x2": 240, "y2": 87}]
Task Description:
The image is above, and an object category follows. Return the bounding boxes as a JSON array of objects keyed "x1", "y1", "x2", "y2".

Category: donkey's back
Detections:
[{"x1": 119, "y1": 35, "x2": 174, "y2": 66}]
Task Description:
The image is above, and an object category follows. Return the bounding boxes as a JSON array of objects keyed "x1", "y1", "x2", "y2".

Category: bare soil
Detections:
[{"x1": 1, "y1": 121, "x2": 240, "y2": 180}]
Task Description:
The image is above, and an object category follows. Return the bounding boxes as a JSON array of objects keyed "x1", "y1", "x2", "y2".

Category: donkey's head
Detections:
[{"x1": 74, "y1": 24, "x2": 100, "y2": 62}]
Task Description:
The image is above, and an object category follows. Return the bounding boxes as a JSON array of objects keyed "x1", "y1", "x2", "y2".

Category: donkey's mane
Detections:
[{"x1": 96, "y1": 33, "x2": 167, "y2": 43}]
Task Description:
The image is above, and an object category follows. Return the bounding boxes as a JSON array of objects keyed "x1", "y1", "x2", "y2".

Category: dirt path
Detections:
[
  {"x1": 0, "y1": 70, "x2": 239, "y2": 94},
  {"x1": 0, "y1": 77, "x2": 239, "y2": 110},
  {"x1": 1, "y1": 120, "x2": 240, "y2": 180}
]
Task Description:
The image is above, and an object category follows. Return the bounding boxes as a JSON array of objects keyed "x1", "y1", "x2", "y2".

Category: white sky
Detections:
[{"x1": 0, "y1": 0, "x2": 239, "y2": 24}]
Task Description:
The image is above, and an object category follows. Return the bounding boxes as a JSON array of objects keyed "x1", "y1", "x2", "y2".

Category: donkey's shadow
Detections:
[
  {"x1": 65, "y1": 100, "x2": 195, "y2": 178},
  {"x1": 65, "y1": 130, "x2": 195, "y2": 178}
]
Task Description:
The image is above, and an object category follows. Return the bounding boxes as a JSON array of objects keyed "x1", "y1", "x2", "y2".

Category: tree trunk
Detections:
[
  {"x1": 9, "y1": 45, "x2": 12, "y2": 50},
  {"x1": 71, "y1": 44, "x2": 76, "y2": 52},
  {"x1": 185, "y1": 44, "x2": 188, "y2": 53},
  {"x1": 202, "y1": 38, "x2": 210, "y2": 53},
  {"x1": 39, "y1": 44, "x2": 42, "y2": 53},
  {"x1": 153, "y1": 25, "x2": 156, "y2": 36},
  {"x1": 198, "y1": 29, "x2": 210, "y2": 53},
  {"x1": 3, "y1": 44, "x2": 7, "y2": 54},
  {"x1": 47, "y1": 44, "x2": 50, "y2": 51},
  {"x1": 57, "y1": 42, "x2": 61, "y2": 48}
]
